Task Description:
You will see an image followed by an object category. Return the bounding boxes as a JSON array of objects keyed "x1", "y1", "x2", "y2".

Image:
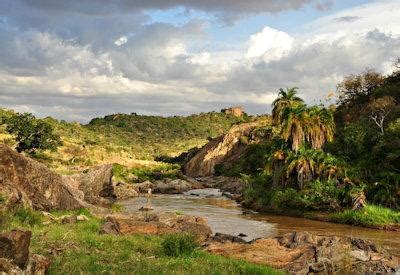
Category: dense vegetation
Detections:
[
  {"x1": 0, "y1": 109, "x2": 249, "y2": 173},
  {"x1": 220, "y1": 67, "x2": 399, "y2": 226}
]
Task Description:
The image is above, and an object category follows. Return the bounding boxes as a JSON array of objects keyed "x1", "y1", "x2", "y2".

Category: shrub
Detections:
[
  {"x1": 13, "y1": 208, "x2": 43, "y2": 227},
  {"x1": 270, "y1": 180, "x2": 341, "y2": 211},
  {"x1": 161, "y1": 233, "x2": 198, "y2": 257}
]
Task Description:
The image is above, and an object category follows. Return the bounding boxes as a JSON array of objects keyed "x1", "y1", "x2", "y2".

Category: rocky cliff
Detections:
[{"x1": 183, "y1": 122, "x2": 259, "y2": 177}]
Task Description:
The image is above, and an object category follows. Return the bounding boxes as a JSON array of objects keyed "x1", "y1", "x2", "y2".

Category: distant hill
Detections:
[{"x1": 0, "y1": 109, "x2": 251, "y2": 172}]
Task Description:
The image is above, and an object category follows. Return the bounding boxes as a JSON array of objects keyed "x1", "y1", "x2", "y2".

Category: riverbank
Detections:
[
  {"x1": 242, "y1": 200, "x2": 400, "y2": 232},
  {"x1": 186, "y1": 176, "x2": 400, "y2": 231},
  {"x1": 0, "y1": 207, "x2": 278, "y2": 274}
]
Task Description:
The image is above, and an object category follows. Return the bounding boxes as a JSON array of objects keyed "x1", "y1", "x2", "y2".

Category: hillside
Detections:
[{"x1": 0, "y1": 109, "x2": 250, "y2": 173}]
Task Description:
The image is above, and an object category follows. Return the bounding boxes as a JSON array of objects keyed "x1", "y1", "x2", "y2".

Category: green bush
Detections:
[
  {"x1": 13, "y1": 208, "x2": 43, "y2": 227},
  {"x1": 161, "y1": 233, "x2": 199, "y2": 257},
  {"x1": 270, "y1": 180, "x2": 341, "y2": 211}
]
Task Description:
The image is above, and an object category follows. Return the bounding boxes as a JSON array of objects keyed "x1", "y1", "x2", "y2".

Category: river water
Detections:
[{"x1": 121, "y1": 188, "x2": 400, "y2": 256}]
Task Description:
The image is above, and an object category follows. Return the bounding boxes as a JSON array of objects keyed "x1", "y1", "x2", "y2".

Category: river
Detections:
[{"x1": 120, "y1": 188, "x2": 400, "y2": 256}]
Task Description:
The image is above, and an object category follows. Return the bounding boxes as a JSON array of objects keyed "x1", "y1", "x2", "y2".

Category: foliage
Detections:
[
  {"x1": 162, "y1": 233, "x2": 199, "y2": 257},
  {"x1": 113, "y1": 163, "x2": 181, "y2": 183},
  {"x1": 2, "y1": 112, "x2": 61, "y2": 153},
  {"x1": 270, "y1": 180, "x2": 342, "y2": 211},
  {"x1": 337, "y1": 69, "x2": 384, "y2": 106},
  {"x1": 330, "y1": 205, "x2": 400, "y2": 227},
  {"x1": 331, "y1": 70, "x2": 400, "y2": 208},
  {"x1": 271, "y1": 87, "x2": 304, "y2": 124}
]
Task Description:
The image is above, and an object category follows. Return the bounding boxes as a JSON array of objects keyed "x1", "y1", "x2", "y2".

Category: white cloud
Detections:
[
  {"x1": 246, "y1": 26, "x2": 294, "y2": 62},
  {"x1": 114, "y1": 36, "x2": 128, "y2": 46}
]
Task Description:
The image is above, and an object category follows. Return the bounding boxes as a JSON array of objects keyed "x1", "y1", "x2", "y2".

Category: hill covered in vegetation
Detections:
[{"x1": 0, "y1": 109, "x2": 250, "y2": 173}]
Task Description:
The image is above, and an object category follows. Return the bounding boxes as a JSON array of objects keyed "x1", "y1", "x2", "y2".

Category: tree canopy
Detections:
[{"x1": 3, "y1": 112, "x2": 62, "y2": 153}]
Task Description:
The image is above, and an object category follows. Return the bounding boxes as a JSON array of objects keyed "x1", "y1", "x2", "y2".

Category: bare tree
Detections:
[{"x1": 367, "y1": 96, "x2": 396, "y2": 134}]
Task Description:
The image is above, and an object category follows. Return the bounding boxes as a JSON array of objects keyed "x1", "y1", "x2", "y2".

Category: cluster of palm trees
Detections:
[{"x1": 268, "y1": 88, "x2": 341, "y2": 189}]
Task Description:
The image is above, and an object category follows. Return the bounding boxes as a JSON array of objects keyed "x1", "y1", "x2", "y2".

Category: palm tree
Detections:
[
  {"x1": 284, "y1": 148, "x2": 342, "y2": 189},
  {"x1": 305, "y1": 106, "x2": 335, "y2": 150},
  {"x1": 279, "y1": 105, "x2": 335, "y2": 152},
  {"x1": 271, "y1": 87, "x2": 304, "y2": 125},
  {"x1": 280, "y1": 104, "x2": 308, "y2": 151}
]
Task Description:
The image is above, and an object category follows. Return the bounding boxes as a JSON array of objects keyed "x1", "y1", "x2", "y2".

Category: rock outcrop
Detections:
[
  {"x1": 0, "y1": 144, "x2": 82, "y2": 210},
  {"x1": 62, "y1": 164, "x2": 115, "y2": 206},
  {"x1": 183, "y1": 122, "x2": 258, "y2": 177},
  {"x1": 112, "y1": 181, "x2": 138, "y2": 200},
  {"x1": 0, "y1": 144, "x2": 120, "y2": 211},
  {"x1": 207, "y1": 231, "x2": 399, "y2": 273},
  {"x1": 133, "y1": 178, "x2": 203, "y2": 194},
  {"x1": 0, "y1": 229, "x2": 50, "y2": 274},
  {"x1": 221, "y1": 107, "x2": 244, "y2": 117},
  {"x1": 100, "y1": 212, "x2": 212, "y2": 242}
]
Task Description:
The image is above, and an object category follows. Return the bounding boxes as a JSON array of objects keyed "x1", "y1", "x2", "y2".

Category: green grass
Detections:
[
  {"x1": 330, "y1": 205, "x2": 400, "y2": 227},
  {"x1": 1, "y1": 207, "x2": 279, "y2": 274},
  {"x1": 162, "y1": 233, "x2": 198, "y2": 257},
  {"x1": 113, "y1": 162, "x2": 182, "y2": 183}
]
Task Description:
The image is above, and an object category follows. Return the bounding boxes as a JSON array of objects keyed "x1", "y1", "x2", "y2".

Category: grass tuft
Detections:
[
  {"x1": 162, "y1": 233, "x2": 198, "y2": 257},
  {"x1": 330, "y1": 205, "x2": 400, "y2": 227}
]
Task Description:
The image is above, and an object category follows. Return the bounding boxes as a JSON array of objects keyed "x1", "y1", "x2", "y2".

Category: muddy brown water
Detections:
[{"x1": 121, "y1": 188, "x2": 400, "y2": 256}]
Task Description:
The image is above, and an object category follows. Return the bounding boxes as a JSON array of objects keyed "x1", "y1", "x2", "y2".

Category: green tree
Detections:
[
  {"x1": 337, "y1": 69, "x2": 384, "y2": 106},
  {"x1": 279, "y1": 105, "x2": 335, "y2": 151},
  {"x1": 271, "y1": 87, "x2": 304, "y2": 125},
  {"x1": 4, "y1": 113, "x2": 62, "y2": 153}
]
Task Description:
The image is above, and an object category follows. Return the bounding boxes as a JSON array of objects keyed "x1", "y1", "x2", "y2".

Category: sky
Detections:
[{"x1": 0, "y1": 0, "x2": 399, "y2": 122}]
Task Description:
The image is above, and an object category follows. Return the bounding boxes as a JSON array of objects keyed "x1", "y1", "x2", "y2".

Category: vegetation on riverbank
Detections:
[
  {"x1": 220, "y1": 65, "x2": 400, "y2": 228},
  {"x1": 330, "y1": 205, "x2": 400, "y2": 228},
  {"x1": 0, "y1": 205, "x2": 278, "y2": 274}
]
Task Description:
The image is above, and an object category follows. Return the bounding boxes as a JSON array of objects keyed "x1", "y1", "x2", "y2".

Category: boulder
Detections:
[
  {"x1": 134, "y1": 179, "x2": 202, "y2": 194},
  {"x1": 0, "y1": 230, "x2": 31, "y2": 268},
  {"x1": 112, "y1": 181, "x2": 138, "y2": 200},
  {"x1": 62, "y1": 164, "x2": 115, "y2": 206},
  {"x1": 211, "y1": 233, "x2": 247, "y2": 243},
  {"x1": 0, "y1": 229, "x2": 50, "y2": 274},
  {"x1": 207, "y1": 231, "x2": 399, "y2": 274},
  {"x1": 100, "y1": 212, "x2": 212, "y2": 242},
  {"x1": 0, "y1": 144, "x2": 82, "y2": 210},
  {"x1": 183, "y1": 122, "x2": 259, "y2": 177},
  {"x1": 152, "y1": 179, "x2": 201, "y2": 194}
]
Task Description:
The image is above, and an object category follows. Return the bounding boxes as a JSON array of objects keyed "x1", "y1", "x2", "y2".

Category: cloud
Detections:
[
  {"x1": 18, "y1": 0, "x2": 333, "y2": 17},
  {"x1": 333, "y1": 16, "x2": 361, "y2": 23},
  {"x1": 246, "y1": 27, "x2": 294, "y2": 62},
  {"x1": 0, "y1": 0, "x2": 400, "y2": 122}
]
